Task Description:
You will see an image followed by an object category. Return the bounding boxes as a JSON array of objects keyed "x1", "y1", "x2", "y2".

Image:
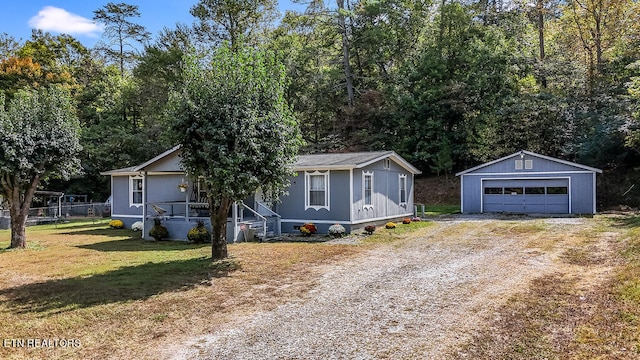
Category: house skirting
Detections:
[{"x1": 281, "y1": 213, "x2": 414, "y2": 234}]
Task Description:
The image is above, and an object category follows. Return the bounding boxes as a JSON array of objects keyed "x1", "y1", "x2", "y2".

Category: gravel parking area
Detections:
[{"x1": 169, "y1": 216, "x2": 597, "y2": 359}]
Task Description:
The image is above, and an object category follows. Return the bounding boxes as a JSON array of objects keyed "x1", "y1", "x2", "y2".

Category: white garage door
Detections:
[{"x1": 482, "y1": 179, "x2": 569, "y2": 214}]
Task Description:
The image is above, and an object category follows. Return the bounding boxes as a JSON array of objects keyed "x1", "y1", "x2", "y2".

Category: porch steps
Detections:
[{"x1": 241, "y1": 220, "x2": 276, "y2": 242}]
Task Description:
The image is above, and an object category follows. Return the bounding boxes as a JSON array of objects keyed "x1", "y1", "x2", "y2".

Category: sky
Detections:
[{"x1": 1, "y1": 1, "x2": 307, "y2": 48}]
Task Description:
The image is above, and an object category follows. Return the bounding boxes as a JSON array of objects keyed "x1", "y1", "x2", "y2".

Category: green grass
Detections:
[{"x1": 415, "y1": 204, "x2": 460, "y2": 216}]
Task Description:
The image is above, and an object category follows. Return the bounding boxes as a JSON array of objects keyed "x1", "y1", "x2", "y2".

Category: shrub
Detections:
[
  {"x1": 300, "y1": 223, "x2": 317, "y2": 236},
  {"x1": 188, "y1": 221, "x2": 210, "y2": 243},
  {"x1": 328, "y1": 224, "x2": 346, "y2": 238},
  {"x1": 364, "y1": 225, "x2": 376, "y2": 235},
  {"x1": 109, "y1": 219, "x2": 124, "y2": 229},
  {"x1": 385, "y1": 222, "x2": 396, "y2": 229},
  {"x1": 411, "y1": 217, "x2": 422, "y2": 222},
  {"x1": 149, "y1": 218, "x2": 169, "y2": 241},
  {"x1": 131, "y1": 221, "x2": 143, "y2": 231},
  {"x1": 402, "y1": 217, "x2": 411, "y2": 224}
]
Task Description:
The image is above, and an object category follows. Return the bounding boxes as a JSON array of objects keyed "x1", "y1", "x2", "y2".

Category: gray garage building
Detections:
[{"x1": 456, "y1": 150, "x2": 602, "y2": 214}]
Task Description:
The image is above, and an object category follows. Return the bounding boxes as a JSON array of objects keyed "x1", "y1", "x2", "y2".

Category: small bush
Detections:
[
  {"x1": 300, "y1": 223, "x2": 317, "y2": 236},
  {"x1": 385, "y1": 222, "x2": 396, "y2": 229},
  {"x1": 328, "y1": 224, "x2": 346, "y2": 238},
  {"x1": 411, "y1": 217, "x2": 422, "y2": 222},
  {"x1": 188, "y1": 221, "x2": 210, "y2": 243},
  {"x1": 109, "y1": 219, "x2": 124, "y2": 229},
  {"x1": 364, "y1": 225, "x2": 376, "y2": 235},
  {"x1": 149, "y1": 218, "x2": 169, "y2": 241},
  {"x1": 402, "y1": 217, "x2": 411, "y2": 224}
]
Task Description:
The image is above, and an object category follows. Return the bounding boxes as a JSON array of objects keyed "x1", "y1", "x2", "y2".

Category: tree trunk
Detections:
[
  {"x1": 9, "y1": 211, "x2": 27, "y2": 249},
  {"x1": 5, "y1": 173, "x2": 40, "y2": 249},
  {"x1": 537, "y1": 0, "x2": 547, "y2": 88},
  {"x1": 209, "y1": 196, "x2": 232, "y2": 260},
  {"x1": 337, "y1": 0, "x2": 355, "y2": 108}
]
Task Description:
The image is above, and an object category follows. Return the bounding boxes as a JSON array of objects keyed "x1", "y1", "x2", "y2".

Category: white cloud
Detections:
[{"x1": 28, "y1": 6, "x2": 103, "y2": 36}]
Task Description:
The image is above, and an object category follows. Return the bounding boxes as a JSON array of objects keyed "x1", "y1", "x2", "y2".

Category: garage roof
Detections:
[{"x1": 455, "y1": 150, "x2": 602, "y2": 176}]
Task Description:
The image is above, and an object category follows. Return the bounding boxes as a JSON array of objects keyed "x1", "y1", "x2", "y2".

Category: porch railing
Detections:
[{"x1": 256, "y1": 201, "x2": 281, "y2": 237}]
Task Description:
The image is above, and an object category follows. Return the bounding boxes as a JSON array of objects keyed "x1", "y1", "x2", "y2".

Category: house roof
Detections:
[
  {"x1": 100, "y1": 166, "x2": 138, "y2": 176},
  {"x1": 455, "y1": 150, "x2": 603, "y2": 176},
  {"x1": 295, "y1": 151, "x2": 421, "y2": 174},
  {"x1": 99, "y1": 145, "x2": 182, "y2": 175},
  {"x1": 101, "y1": 146, "x2": 422, "y2": 175}
]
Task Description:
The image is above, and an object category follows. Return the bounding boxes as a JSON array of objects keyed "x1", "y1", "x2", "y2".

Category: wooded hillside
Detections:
[{"x1": 2, "y1": 0, "x2": 640, "y2": 208}]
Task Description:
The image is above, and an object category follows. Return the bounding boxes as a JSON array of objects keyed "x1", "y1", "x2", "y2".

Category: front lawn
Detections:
[{"x1": 0, "y1": 219, "x2": 361, "y2": 359}]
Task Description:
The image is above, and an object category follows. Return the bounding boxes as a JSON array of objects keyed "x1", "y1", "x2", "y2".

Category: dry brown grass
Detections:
[
  {"x1": 450, "y1": 215, "x2": 640, "y2": 360},
  {"x1": 0, "y1": 220, "x2": 361, "y2": 360}
]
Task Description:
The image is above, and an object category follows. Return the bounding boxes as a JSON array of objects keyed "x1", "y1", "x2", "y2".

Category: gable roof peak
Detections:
[{"x1": 455, "y1": 150, "x2": 602, "y2": 176}]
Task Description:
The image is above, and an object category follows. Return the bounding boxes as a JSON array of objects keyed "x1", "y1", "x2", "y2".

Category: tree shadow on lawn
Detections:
[
  {"x1": 0, "y1": 257, "x2": 238, "y2": 314},
  {"x1": 76, "y1": 238, "x2": 211, "y2": 252},
  {"x1": 62, "y1": 228, "x2": 141, "y2": 238}
]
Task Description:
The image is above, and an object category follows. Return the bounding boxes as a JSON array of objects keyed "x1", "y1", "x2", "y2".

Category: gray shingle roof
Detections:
[
  {"x1": 101, "y1": 148, "x2": 422, "y2": 175},
  {"x1": 294, "y1": 151, "x2": 393, "y2": 168},
  {"x1": 294, "y1": 151, "x2": 421, "y2": 174}
]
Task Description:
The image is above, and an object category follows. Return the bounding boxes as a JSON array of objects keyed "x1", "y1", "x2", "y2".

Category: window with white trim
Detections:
[
  {"x1": 525, "y1": 159, "x2": 533, "y2": 169},
  {"x1": 399, "y1": 174, "x2": 407, "y2": 205},
  {"x1": 515, "y1": 160, "x2": 523, "y2": 170},
  {"x1": 306, "y1": 171, "x2": 329, "y2": 210},
  {"x1": 363, "y1": 171, "x2": 373, "y2": 208},
  {"x1": 130, "y1": 175, "x2": 143, "y2": 207}
]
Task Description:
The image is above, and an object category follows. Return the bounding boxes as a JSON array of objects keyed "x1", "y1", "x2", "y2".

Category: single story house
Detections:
[
  {"x1": 101, "y1": 147, "x2": 421, "y2": 241},
  {"x1": 455, "y1": 150, "x2": 602, "y2": 214}
]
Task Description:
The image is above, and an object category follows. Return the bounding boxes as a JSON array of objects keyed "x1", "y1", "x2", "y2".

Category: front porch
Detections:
[{"x1": 141, "y1": 200, "x2": 281, "y2": 243}]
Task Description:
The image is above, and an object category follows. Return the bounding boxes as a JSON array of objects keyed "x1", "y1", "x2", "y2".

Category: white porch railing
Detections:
[
  {"x1": 256, "y1": 201, "x2": 281, "y2": 237},
  {"x1": 235, "y1": 202, "x2": 267, "y2": 242}
]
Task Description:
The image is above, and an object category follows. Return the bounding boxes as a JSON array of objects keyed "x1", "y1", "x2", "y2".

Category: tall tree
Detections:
[
  {"x1": 168, "y1": 45, "x2": 302, "y2": 259},
  {"x1": 336, "y1": 0, "x2": 355, "y2": 107},
  {"x1": 190, "y1": 0, "x2": 278, "y2": 49},
  {"x1": 559, "y1": 0, "x2": 635, "y2": 86},
  {"x1": 0, "y1": 33, "x2": 19, "y2": 59},
  {"x1": 0, "y1": 86, "x2": 81, "y2": 249},
  {"x1": 93, "y1": 2, "x2": 150, "y2": 75}
]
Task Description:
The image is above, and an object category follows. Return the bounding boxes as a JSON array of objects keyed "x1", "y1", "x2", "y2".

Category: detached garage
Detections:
[{"x1": 456, "y1": 150, "x2": 602, "y2": 215}]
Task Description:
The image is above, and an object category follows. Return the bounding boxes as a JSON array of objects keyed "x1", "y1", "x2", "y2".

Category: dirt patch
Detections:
[
  {"x1": 164, "y1": 215, "x2": 611, "y2": 360},
  {"x1": 414, "y1": 176, "x2": 459, "y2": 204}
]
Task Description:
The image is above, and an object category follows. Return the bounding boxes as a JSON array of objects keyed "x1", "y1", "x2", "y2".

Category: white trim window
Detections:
[
  {"x1": 363, "y1": 171, "x2": 373, "y2": 209},
  {"x1": 130, "y1": 175, "x2": 143, "y2": 207},
  {"x1": 305, "y1": 171, "x2": 330, "y2": 210},
  {"x1": 399, "y1": 174, "x2": 407, "y2": 205}
]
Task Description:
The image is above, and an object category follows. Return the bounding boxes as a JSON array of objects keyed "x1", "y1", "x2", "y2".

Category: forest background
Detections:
[{"x1": 1, "y1": 0, "x2": 640, "y2": 208}]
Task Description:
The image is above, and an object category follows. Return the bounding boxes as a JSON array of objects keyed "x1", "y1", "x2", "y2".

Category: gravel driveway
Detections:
[{"x1": 170, "y1": 215, "x2": 594, "y2": 359}]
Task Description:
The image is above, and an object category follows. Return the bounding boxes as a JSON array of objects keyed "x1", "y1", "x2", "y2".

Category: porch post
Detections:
[
  {"x1": 142, "y1": 171, "x2": 147, "y2": 238},
  {"x1": 232, "y1": 202, "x2": 238, "y2": 243},
  {"x1": 185, "y1": 179, "x2": 190, "y2": 222}
]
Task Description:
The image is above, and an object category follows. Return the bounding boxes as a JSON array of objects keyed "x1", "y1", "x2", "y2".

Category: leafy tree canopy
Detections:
[{"x1": 168, "y1": 43, "x2": 302, "y2": 258}]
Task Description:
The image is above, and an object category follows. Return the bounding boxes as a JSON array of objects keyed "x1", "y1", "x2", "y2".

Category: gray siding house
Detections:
[
  {"x1": 102, "y1": 147, "x2": 421, "y2": 241},
  {"x1": 455, "y1": 150, "x2": 602, "y2": 214}
]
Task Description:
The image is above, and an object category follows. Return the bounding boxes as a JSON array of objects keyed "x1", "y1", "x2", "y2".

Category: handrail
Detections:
[
  {"x1": 256, "y1": 201, "x2": 281, "y2": 218},
  {"x1": 239, "y1": 202, "x2": 267, "y2": 239}
]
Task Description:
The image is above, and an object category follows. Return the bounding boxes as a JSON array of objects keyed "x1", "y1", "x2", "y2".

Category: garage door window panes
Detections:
[
  {"x1": 525, "y1": 187, "x2": 545, "y2": 194},
  {"x1": 505, "y1": 187, "x2": 523, "y2": 195},
  {"x1": 484, "y1": 187, "x2": 503, "y2": 195},
  {"x1": 547, "y1": 187, "x2": 568, "y2": 194}
]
